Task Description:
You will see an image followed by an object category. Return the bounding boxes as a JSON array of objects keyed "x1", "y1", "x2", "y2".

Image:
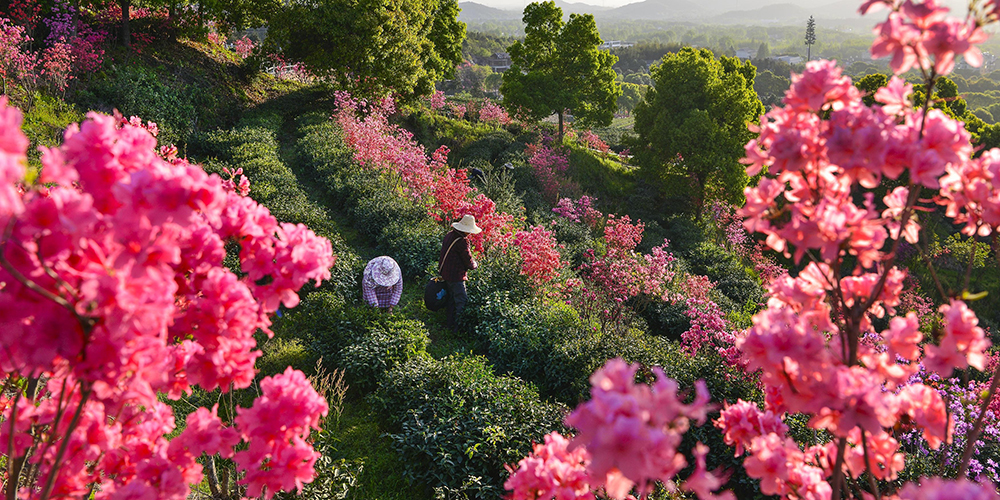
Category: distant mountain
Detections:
[
  {"x1": 460, "y1": 0, "x2": 967, "y2": 24},
  {"x1": 713, "y1": 2, "x2": 810, "y2": 23},
  {"x1": 458, "y1": 2, "x2": 520, "y2": 22},
  {"x1": 598, "y1": 0, "x2": 707, "y2": 20},
  {"x1": 555, "y1": 0, "x2": 612, "y2": 14}
]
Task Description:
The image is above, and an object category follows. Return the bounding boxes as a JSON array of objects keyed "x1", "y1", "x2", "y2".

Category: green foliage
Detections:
[
  {"x1": 754, "y1": 69, "x2": 790, "y2": 109},
  {"x1": 193, "y1": 112, "x2": 362, "y2": 299},
  {"x1": 340, "y1": 319, "x2": 431, "y2": 392},
  {"x1": 19, "y1": 93, "x2": 84, "y2": 168},
  {"x1": 256, "y1": 337, "x2": 313, "y2": 378},
  {"x1": 268, "y1": 0, "x2": 465, "y2": 99},
  {"x1": 372, "y1": 355, "x2": 566, "y2": 499},
  {"x1": 75, "y1": 64, "x2": 225, "y2": 147},
  {"x1": 501, "y1": 1, "x2": 621, "y2": 138},
  {"x1": 633, "y1": 47, "x2": 764, "y2": 214},
  {"x1": 855, "y1": 73, "x2": 889, "y2": 107},
  {"x1": 617, "y1": 81, "x2": 647, "y2": 114}
]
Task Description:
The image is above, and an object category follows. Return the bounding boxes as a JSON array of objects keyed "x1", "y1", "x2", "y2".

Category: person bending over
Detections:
[{"x1": 362, "y1": 256, "x2": 402, "y2": 312}]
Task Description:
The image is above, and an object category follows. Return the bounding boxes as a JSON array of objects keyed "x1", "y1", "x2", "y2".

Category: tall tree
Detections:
[
  {"x1": 500, "y1": 1, "x2": 620, "y2": 140},
  {"x1": 805, "y1": 15, "x2": 816, "y2": 61},
  {"x1": 632, "y1": 47, "x2": 764, "y2": 214},
  {"x1": 267, "y1": 0, "x2": 465, "y2": 99}
]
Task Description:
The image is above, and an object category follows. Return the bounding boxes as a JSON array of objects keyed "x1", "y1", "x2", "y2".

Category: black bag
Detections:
[
  {"x1": 424, "y1": 277, "x2": 448, "y2": 311},
  {"x1": 424, "y1": 236, "x2": 460, "y2": 311}
]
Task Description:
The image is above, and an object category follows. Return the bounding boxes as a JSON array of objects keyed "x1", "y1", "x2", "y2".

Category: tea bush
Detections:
[{"x1": 372, "y1": 355, "x2": 566, "y2": 499}]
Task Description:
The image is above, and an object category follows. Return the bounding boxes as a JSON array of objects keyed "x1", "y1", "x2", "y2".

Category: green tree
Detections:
[
  {"x1": 632, "y1": 47, "x2": 764, "y2": 214},
  {"x1": 267, "y1": 0, "x2": 465, "y2": 99},
  {"x1": 756, "y1": 42, "x2": 770, "y2": 60},
  {"x1": 754, "y1": 69, "x2": 790, "y2": 109},
  {"x1": 855, "y1": 73, "x2": 888, "y2": 107},
  {"x1": 617, "y1": 82, "x2": 646, "y2": 114},
  {"x1": 500, "y1": 1, "x2": 621, "y2": 139},
  {"x1": 805, "y1": 15, "x2": 816, "y2": 61}
]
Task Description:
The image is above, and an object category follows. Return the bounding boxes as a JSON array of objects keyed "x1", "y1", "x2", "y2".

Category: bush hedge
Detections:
[
  {"x1": 192, "y1": 111, "x2": 361, "y2": 299},
  {"x1": 372, "y1": 355, "x2": 566, "y2": 499}
]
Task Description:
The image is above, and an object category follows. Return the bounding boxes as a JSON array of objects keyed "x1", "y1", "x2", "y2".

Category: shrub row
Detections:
[
  {"x1": 285, "y1": 113, "x2": 567, "y2": 497},
  {"x1": 294, "y1": 113, "x2": 442, "y2": 279},
  {"x1": 460, "y1": 251, "x2": 766, "y2": 497},
  {"x1": 191, "y1": 110, "x2": 361, "y2": 298}
]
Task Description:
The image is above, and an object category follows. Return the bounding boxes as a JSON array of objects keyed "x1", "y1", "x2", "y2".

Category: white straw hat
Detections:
[
  {"x1": 364, "y1": 256, "x2": 402, "y2": 287},
  {"x1": 452, "y1": 214, "x2": 482, "y2": 234}
]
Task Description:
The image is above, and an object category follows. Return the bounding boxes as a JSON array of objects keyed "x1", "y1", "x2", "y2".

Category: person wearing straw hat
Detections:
[
  {"x1": 362, "y1": 256, "x2": 403, "y2": 312},
  {"x1": 439, "y1": 215, "x2": 481, "y2": 331}
]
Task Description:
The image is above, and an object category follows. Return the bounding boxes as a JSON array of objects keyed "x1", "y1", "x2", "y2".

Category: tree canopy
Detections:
[
  {"x1": 267, "y1": 0, "x2": 465, "y2": 99},
  {"x1": 500, "y1": 1, "x2": 620, "y2": 139},
  {"x1": 632, "y1": 47, "x2": 764, "y2": 214}
]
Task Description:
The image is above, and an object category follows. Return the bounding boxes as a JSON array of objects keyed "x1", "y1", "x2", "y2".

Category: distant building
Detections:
[
  {"x1": 735, "y1": 48, "x2": 754, "y2": 60},
  {"x1": 599, "y1": 40, "x2": 635, "y2": 50},
  {"x1": 775, "y1": 55, "x2": 804, "y2": 65},
  {"x1": 487, "y1": 52, "x2": 512, "y2": 72}
]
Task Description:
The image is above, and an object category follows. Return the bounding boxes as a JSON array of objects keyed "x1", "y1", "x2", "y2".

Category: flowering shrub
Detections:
[
  {"x1": 428, "y1": 90, "x2": 446, "y2": 111},
  {"x1": 526, "y1": 141, "x2": 575, "y2": 203},
  {"x1": 677, "y1": 274, "x2": 742, "y2": 367},
  {"x1": 576, "y1": 129, "x2": 610, "y2": 154},
  {"x1": 708, "y1": 200, "x2": 784, "y2": 284},
  {"x1": 0, "y1": 98, "x2": 334, "y2": 499},
  {"x1": 552, "y1": 196, "x2": 603, "y2": 228},
  {"x1": 575, "y1": 215, "x2": 675, "y2": 332},
  {"x1": 233, "y1": 36, "x2": 255, "y2": 59},
  {"x1": 514, "y1": 225, "x2": 565, "y2": 288},
  {"x1": 478, "y1": 98, "x2": 512, "y2": 125},
  {"x1": 507, "y1": 1, "x2": 1000, "y2": 498},
  {"x1": 0, "y1": 17, "x2": 36, "y2": 95},
  {"x1": 333, "y1": 91, "x2": 516, "y2": 252}
]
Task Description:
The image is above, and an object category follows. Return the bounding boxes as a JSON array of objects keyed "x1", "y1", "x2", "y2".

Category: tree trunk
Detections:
[
  {"x1": 557, "y1": 110, "x2": 564, "y2": 142},
  {"x1": 168, "y1": 1, "x2": 178, "y2": 40},
  {"x1": 206, "y1": 456, "x2": 221, "y2": 498},
  {"x1": 807, "y1": 45, "x2": 811, "y2": 61},
  {"x1": 119, "y1": 0, "x2": 131, "y2": 47}
]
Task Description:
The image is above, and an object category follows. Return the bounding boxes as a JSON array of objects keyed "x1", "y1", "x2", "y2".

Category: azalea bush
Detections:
[
  {"x1": 574, "y1": 215, "x2": 675, "y2": 334},
  {"x1": 332, "y1": 91, "x2": 517, "y2": 253},
  {"x1": 0, "y1": 98, "x2": 336, "y2": 498},
  {"x1": 505, "y1": 0, "x2": 1000, "y2": 498}
]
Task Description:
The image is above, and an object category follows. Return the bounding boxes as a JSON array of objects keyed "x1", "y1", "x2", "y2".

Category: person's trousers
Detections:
[{"x1": 446, "y1": 281, "x2": 468, "y2": 331}]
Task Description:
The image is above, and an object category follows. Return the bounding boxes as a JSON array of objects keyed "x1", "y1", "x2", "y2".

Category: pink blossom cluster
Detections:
[
  {"x1": 428, "y1": 90, "x2": 446, "y2": 110},
  {"x1": 676, "y1": 274, "x2": 743, "y2": 367},
  {"x1": 514, "y1": 225, "x2": 565, "y2": 288},
  {"x1": 864, "y1": 0, "x2": 987, "y2": 75},
  {"x1": 0, "y1": 17, "x2": 37, "y2": 92},
  {"x1": 0, "y1": 97, "x2": 333, "y2": 499},
  {"x1": 506, "y1": 359, "x2": 730, "y2": 500},
  {"x1": 575, "y1": 216, "x2": 675, "y2": 332},
  {"x1": 510, "y1": 2, "x2": 1000, "y2": 498},
  {"x1": 233, "y1": 36, "x2": 254, "y2": 59},
  {"x1": 43, "y1": 0, "x2": 106, "y2": 80},
  {"x1": 478, "y1": 98, "x2": 512, "y2": 125},
  {"x1": 332, "y1": 91, "x2": 516, "y2": 252},
  {"x1": 527, "y1": 141, "x2": 575, "y2": 203},
  {"x1": 576, "y1": 130, "x2": 610, "y2": 154},
  {"x1": 552, "y1": 196, "x2": 603, "y2": 228},
  {"x1": 734, "y1": 5, "x2": 1000, "y2": 489},
  {"x1": 504, "y1": 432, "x2": 594, "y2": 500}
]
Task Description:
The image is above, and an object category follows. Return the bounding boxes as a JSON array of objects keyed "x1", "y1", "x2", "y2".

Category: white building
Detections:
[{"x1": 599, "y1": 40, "x2": 635, "y2": 50}]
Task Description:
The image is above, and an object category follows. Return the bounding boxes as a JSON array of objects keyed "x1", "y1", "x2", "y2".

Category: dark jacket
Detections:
[{"x1": 439, "y1": 230, "x2": 476, "y2": 282}]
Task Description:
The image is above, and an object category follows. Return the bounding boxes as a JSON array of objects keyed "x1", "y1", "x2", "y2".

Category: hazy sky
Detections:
[{"x1": 472, "y1": 0, "x2": 637, "y2": 10}]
